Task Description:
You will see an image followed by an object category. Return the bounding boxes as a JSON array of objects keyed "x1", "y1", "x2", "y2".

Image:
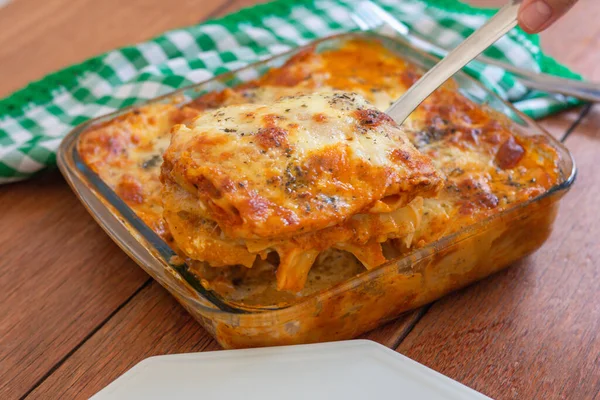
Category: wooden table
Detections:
[{"x1": 1, "y1": 0, "x2": 598, "y2": 398}]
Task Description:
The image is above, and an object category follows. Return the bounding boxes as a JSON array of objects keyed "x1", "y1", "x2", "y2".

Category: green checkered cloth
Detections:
[{"x1": 0, "y1": 0, "x2": 584, "y2": 183}]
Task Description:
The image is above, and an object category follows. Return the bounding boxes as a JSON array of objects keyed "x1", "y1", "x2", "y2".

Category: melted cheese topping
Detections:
[
  {"x1": 79, "y1": 38, "x2": 562, "y2": 306},
  {"x1": 78, "y1": 104, "x2": 200, "y2": 239},
  {"x1": 161, "y1": 92, "x2": 442, "y2": 291},
  {"x1": 163, "y1": 92, "x2": 440, "y2": 239}
]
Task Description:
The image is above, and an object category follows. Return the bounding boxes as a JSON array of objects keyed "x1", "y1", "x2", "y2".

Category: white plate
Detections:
[{"x1": 91, "y1": 340, "x2": 490, "y2": 400}]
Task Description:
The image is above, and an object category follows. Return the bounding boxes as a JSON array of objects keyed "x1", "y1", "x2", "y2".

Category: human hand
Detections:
[{"x1": 518, "y1": 0, "x2": 578, "y2": 33}]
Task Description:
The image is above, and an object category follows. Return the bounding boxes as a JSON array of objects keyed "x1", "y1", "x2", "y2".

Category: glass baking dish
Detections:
[{"x1": 57, "y1": 32, "x2": 576, "y2": 349}]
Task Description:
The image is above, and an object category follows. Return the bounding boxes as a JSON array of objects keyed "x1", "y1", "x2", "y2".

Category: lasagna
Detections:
[
  {"x1": 161, "y1": 92, "x2": 442, "y2": 291},
  {"x1": 79, "y1": 38, "x2": 562, "y2": 307}
]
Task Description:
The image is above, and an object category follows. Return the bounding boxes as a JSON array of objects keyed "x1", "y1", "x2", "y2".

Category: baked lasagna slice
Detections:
[{"x1": 161, "y1": 91, "x2": 443, "y2": 292}]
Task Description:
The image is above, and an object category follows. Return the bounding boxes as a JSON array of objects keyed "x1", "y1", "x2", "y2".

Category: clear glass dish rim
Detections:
[{"x1": 57, "y1": 31, "x2": 577, "y2": 322}]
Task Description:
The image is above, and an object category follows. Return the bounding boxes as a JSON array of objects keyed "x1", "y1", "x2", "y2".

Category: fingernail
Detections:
[{"x1": 520, "y1": 1, "x2": 553, "y2": 32}]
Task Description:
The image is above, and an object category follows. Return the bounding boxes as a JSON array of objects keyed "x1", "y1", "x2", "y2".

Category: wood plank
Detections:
[
  {"x1": 25, "y1": 283, "x2": 424, "y2": 399},
  {"x1": 392, "y1": 2, "x2": 600, "y2": 394},
  {"x1": 0, "y1": 1, "x2": 230, "y2": 398},
  {"x1": 395, "y1": 106, "x2": 600, "y2": 399},
  {"x1": 0, "y1": 0, "x2": 232, "y2": 97},
  {"x1": 2, "y1": 0, "x2": 598, "y2": 399},
  {"x1": 365, "y1": 0, "x2": 598, "y2": 353},
  {"x1": 360, "y1": 308, "x2": 428, "y2": 348},
  {"x1": 390, "y1": 0, "x2": 600, "y2": 390},
  {"x1": 212, "y1": 0, "x2": 267, "y2": 15},
  {"x1": 363, "y1": 108, "x2": 589, "y2": 382},
  {"x1": 26, "y1": 282, "x2": 219, "y2": 400},
  {"x1": 0, "y1": 171, "x2": 150, "y2": 399},
  {"x1": 537, "y1": 109, "x2": 583, "y2": 139},
  {"x1": 539, "y1": 0, "x2": 600, "y2": 82},
  {"x1": 2, "y1": 3, "x2": 424, "y2": 396}
]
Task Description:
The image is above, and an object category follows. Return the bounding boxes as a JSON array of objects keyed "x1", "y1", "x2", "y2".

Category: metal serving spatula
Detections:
[
  {"x1": 353, "y1": 1, "x2": 600, "y2": 103},
  {"x1": 385, "y1": 0, "x2": 522, "y2": 124}
]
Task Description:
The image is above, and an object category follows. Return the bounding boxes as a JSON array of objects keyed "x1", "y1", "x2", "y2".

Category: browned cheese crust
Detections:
[{"x1": 79, "y1": 39, "x2": 561, "y2": 305}]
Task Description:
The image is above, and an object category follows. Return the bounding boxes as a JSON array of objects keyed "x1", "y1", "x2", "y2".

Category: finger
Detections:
[{"x1": 518, "y1": 0, "x2": 578, "y2": 33}]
